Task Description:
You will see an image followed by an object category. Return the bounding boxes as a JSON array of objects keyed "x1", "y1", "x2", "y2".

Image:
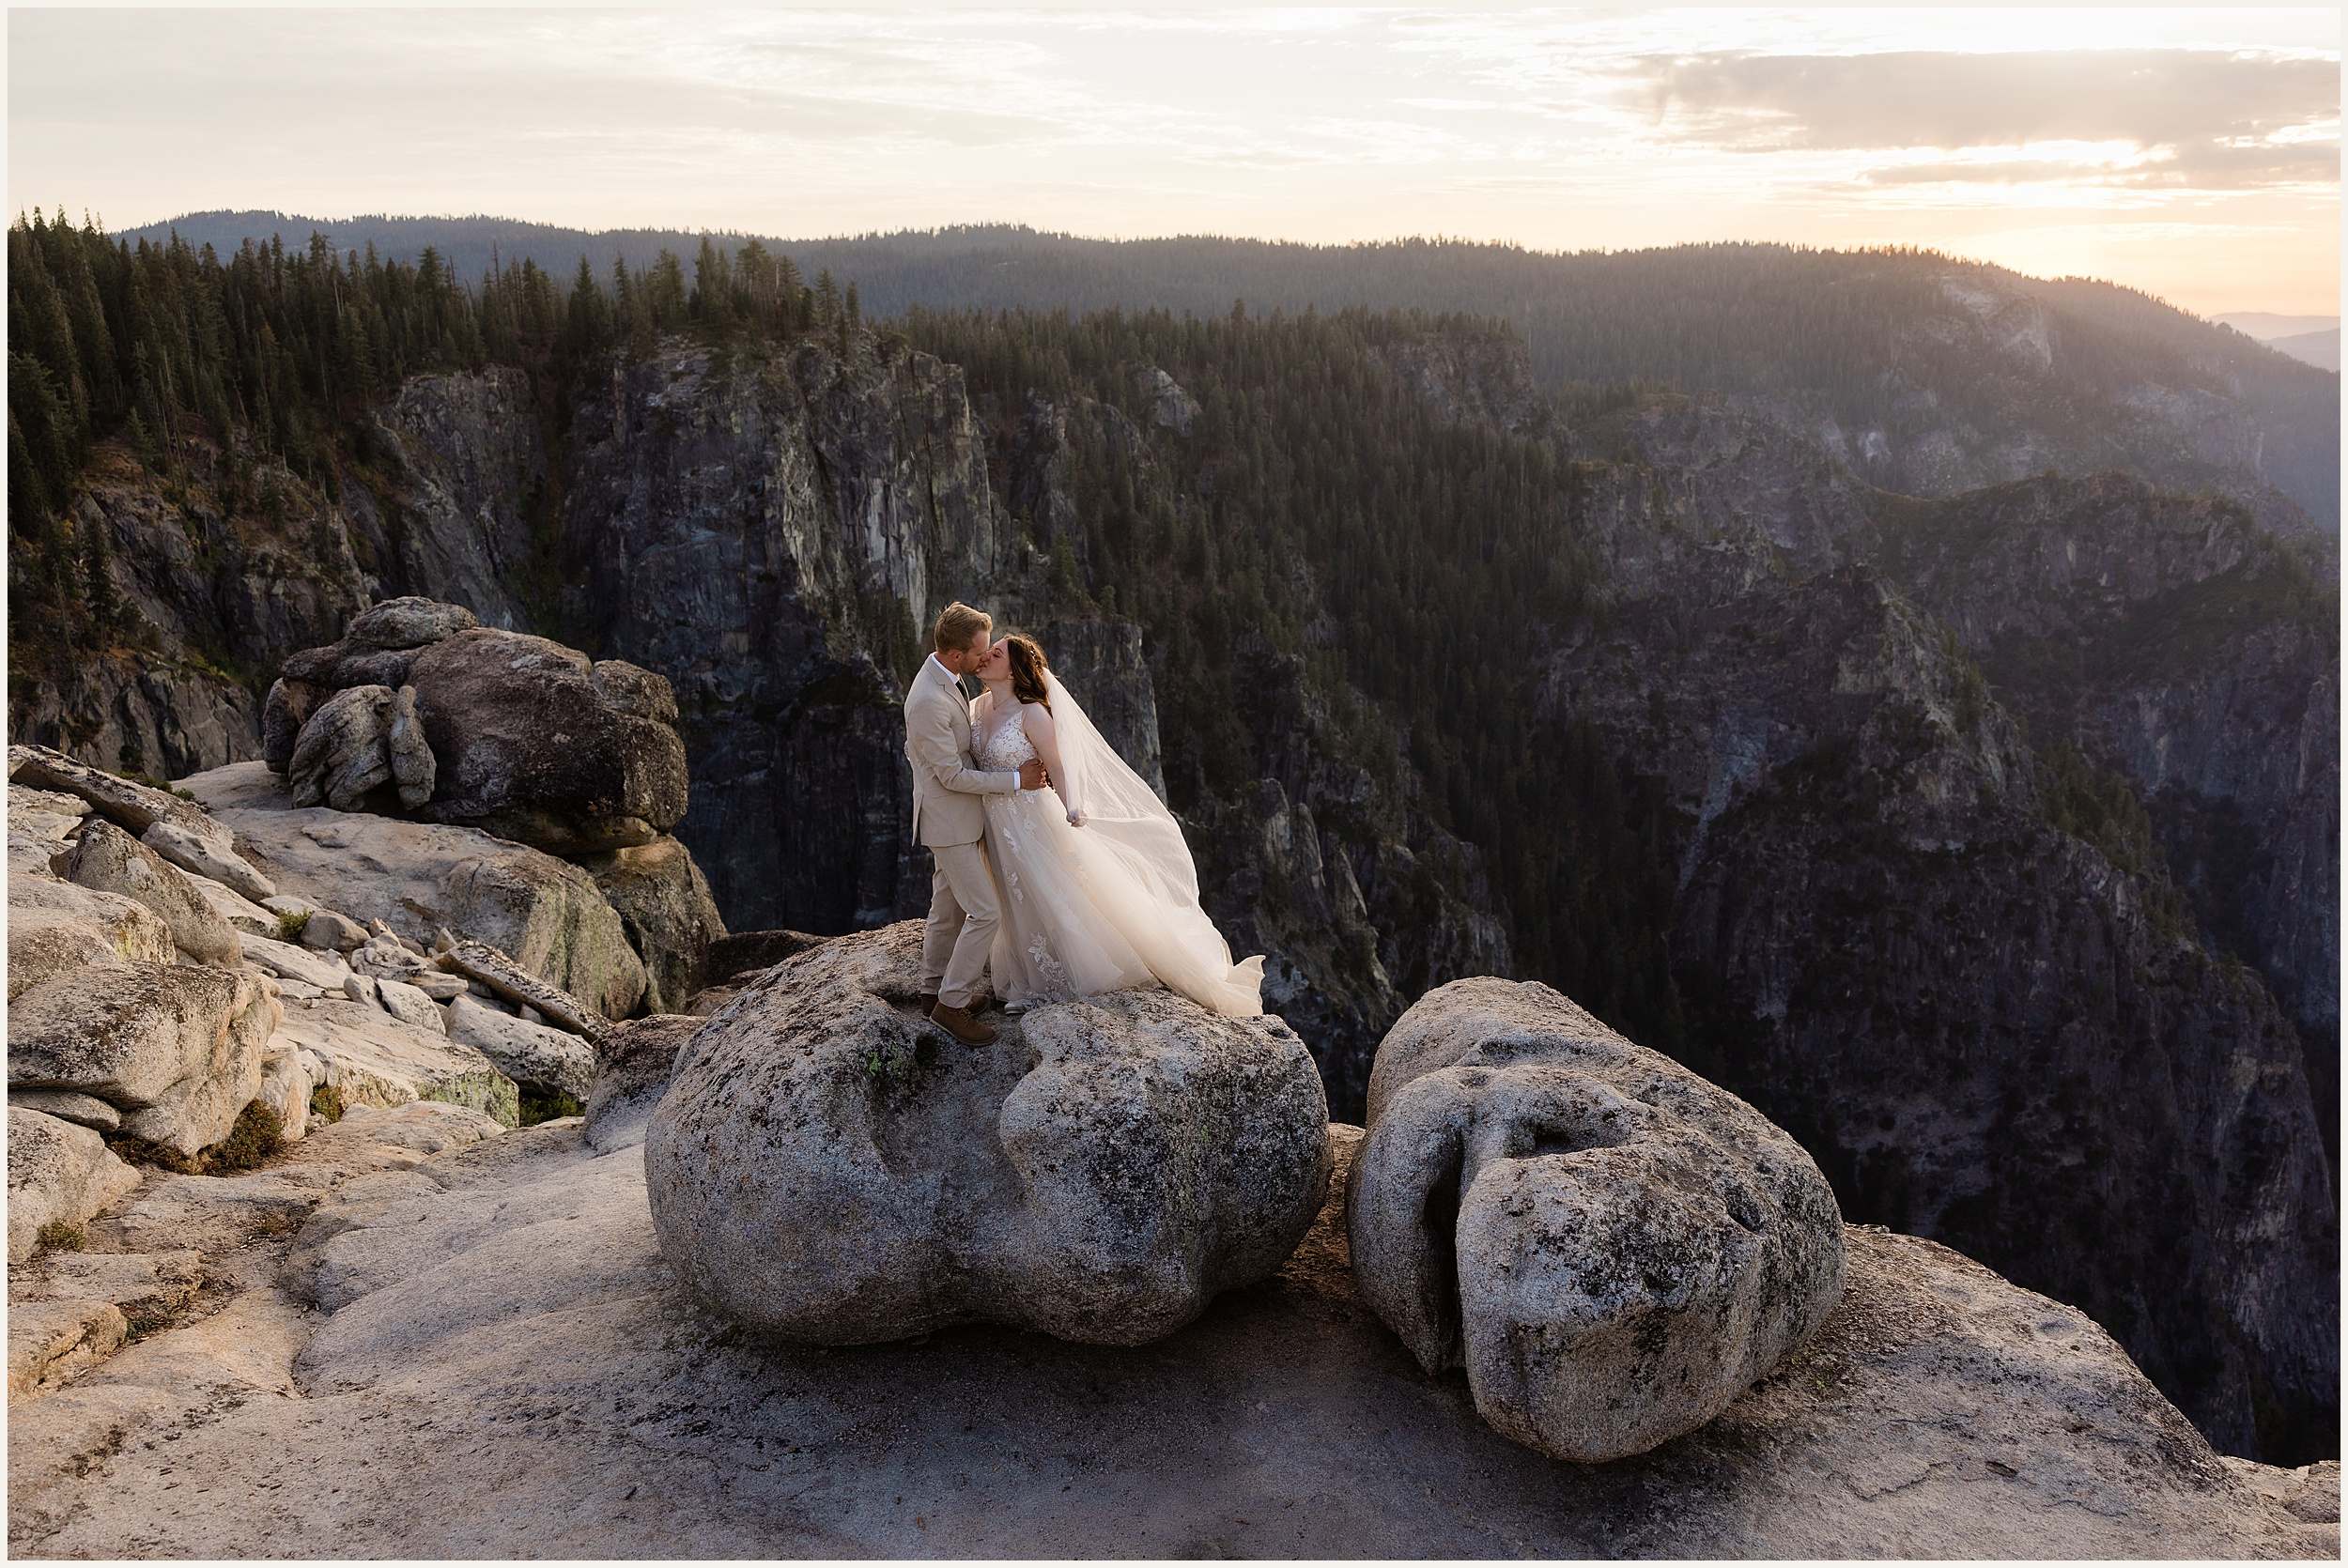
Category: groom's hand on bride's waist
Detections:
[{"x1": 1018, "y1": 758, "x2": 1049, "y2": 791}]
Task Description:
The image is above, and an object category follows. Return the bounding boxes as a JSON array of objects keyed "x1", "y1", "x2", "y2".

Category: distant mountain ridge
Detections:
[
  {"x1": 127, "y1": 211, "x2": 2340, "y2": 529},
  {"x1": 2268, "y1": 330, "x2": 2340, "y2": 373}
]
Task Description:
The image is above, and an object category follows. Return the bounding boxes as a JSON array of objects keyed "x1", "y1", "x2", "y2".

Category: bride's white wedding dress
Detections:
[{"x1": 973, "y1": 675, "x2": 1263, "y2": 1016}]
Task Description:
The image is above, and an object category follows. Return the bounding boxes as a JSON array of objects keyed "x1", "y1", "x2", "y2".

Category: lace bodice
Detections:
[{"x1": 977, "y1": 702, "x2": 1039, "y2": 771}]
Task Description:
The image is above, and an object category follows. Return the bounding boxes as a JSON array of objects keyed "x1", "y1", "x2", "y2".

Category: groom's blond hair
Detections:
[{"x1": 933, "y1": 602, "x2": 992, "y2": 654}]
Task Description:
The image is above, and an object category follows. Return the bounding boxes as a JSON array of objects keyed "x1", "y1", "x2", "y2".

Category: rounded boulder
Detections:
[
  {"x1": 645, "y1": 922, "x2": 1331, "y2": 1346},
  {"x1": 1349, "y1": 976, "x2": 1846, "y2": 1464}
]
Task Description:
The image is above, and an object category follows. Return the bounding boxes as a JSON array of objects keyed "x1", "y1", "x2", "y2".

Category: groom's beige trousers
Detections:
[
  {"x1": 904, "y1": 653, "x2": 1020, "y2": 1010},
  {"x1": 920, "y1": 842, "x2": 1000, "y2": 1009}
]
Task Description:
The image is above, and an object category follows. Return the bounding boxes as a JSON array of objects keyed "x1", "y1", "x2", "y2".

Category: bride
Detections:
[{"x1": 967, "y1": 632, "x2": 1264, "y2": 1017}]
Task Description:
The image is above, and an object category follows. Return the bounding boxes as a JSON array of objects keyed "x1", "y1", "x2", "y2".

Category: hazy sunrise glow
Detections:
[{"x1": 8, "y1": 6, "x2": 2340, "y2": 315}]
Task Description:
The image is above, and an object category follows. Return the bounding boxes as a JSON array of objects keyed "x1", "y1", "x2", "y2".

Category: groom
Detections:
[{"x1": 904, "y1": 602, "x2": 1045, "y2": 1045}]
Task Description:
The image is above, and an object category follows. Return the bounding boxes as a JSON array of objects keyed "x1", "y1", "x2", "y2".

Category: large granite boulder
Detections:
[
  {"x1": 645, "y1": 923, "x2": 1331, "y2": 1346},
  {"x1": 1350, "y1": 976, "x2": 1846, "y2": 1464},
  {"x1": 7, "y1": 1107, "x2": 143, "y2": 1263},
  {"x1": 59, "y1": 820, "x2": 241, "y2": 967},
  {"x1": 8, "y1": 962, "x2": 282, "y2": 1161},
  {"x1": 405, "y1": 628, "x2": 688, "y2": 854},
  {"x1": 177, "y1": 763, "x2": 648, "y2": 1020}
]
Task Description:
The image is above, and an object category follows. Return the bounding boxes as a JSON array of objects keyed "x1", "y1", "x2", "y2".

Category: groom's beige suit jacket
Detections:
[{"x1": 904, "y1": 654, "x2": 1017, "y2": 847}]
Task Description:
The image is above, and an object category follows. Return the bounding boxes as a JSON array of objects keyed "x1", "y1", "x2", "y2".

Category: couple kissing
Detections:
[{"x1": 903, "y1": 601, "x2": 1265, "y2": 1044}]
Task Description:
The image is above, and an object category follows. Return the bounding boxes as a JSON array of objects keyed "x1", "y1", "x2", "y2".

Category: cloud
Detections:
[{"x1": 1633, "y1": 49, "x2": 2338, "y2": 160}]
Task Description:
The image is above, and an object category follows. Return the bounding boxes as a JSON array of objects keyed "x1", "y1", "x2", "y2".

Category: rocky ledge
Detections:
[
  {"x1": 6, "y1": 920, "x2": 2337, "y2": 1557},
  {"x1": 3, "y1": 1100, "x2": 2333, "y2": 1557}
]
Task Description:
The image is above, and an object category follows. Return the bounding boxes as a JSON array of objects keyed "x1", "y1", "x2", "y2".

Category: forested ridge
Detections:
[
  {"x1": 8, "y1": 211, "x2": 842, "y2": 677},
  {"x1": 6, "y1": 209, "x2": 1715, "y2": 1054},
  {"x1": 128, "y1": 210, "x2": 2342, "y2": 527}
]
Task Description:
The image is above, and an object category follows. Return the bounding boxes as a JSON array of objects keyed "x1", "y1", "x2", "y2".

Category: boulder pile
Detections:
[
  {"x1": 645, "y1": 922, "x2": 1334, "y2": 1346},
  {"x1": 265, "y1": 596, "x2": 690, "y2": 854}
]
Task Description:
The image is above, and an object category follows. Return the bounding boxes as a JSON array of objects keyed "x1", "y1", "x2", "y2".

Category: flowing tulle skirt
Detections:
[{"x1": 983, "y1": 786, "x2": 1265, "y2": 1016}]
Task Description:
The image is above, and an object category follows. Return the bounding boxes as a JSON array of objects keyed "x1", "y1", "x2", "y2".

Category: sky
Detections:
[{"x1": 8, "y1": 6, "x2": 2340, "y2": 316}]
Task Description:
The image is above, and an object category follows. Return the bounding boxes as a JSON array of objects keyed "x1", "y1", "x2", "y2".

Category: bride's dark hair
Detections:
[{"x1": 1003, "y1": 634, "x2": 1052, "y2": 709}]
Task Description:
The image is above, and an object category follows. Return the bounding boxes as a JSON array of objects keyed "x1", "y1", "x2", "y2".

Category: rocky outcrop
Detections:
[
  {"x1": 6, "y1": 1095, "x2": 2330, "y2": 1557},
  {"x1": 1351, "y1": 977, "x2": 1846, "y2": 1462},
  {"x1": 6, "y1": 1107, "x2": 143, "y2": 1264},
  {"x1": 8, "y1": 961, "x2": 281, "y2": 1161},
  {"x1": 401, "y1": 629, "x2": 688, "y2": 853},
  {"x1": 645, "y1": 923, "x2": 1332, "y2": 1346},
  {"x1": 178, "y1": 762, "x2": 648, "y2": 1020},
  {"x1": 271, "y1": 605, "x2": 691, "y2": 857}
]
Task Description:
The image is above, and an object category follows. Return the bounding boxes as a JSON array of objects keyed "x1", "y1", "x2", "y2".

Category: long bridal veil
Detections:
[{"x1": 1044, "y1": 671, "x2": 1265, "y2": 1016}]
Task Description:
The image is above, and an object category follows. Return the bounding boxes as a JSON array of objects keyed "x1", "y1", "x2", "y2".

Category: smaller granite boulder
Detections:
[
  {"x1": 8, "y1": 1089, "x2": 121, "y2": 1132},
  {"x1": 8, "y1": 961, "x2": 282, "y2": 1160},
  {"x1": 61, "y1": 820, "x2": 241, "y2": 966},
  {"x1": 646, "y1": 923, "x2": 1331, "y2": 1347},
  {"x1": 7, "y1": 1107, "x2": 143, "y2": 1264},
  {"x1": 444, "y1": 995, "x2": 595, "y2": 1101},
  {"x1": 1350, "y1": 977, "x2": 1846, "y2": 1464},
  {"x1": 374, "y1": 978, "x2": 447, "y2": 1036},
  {"x1": 301, "y1": 911, "x2": 367, "y2": 952},
  {"x1": 138, "y1": 818, "x2": 275, "y2": 904}
]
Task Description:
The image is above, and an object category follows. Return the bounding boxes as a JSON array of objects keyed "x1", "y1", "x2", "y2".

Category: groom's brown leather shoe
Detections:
[
  {"x1": 930, "y1": 1001, "x2": 996, "y2": 1045},
  {"x1": 919, "y1": 993, "x2": 938, "y2": 1016}
]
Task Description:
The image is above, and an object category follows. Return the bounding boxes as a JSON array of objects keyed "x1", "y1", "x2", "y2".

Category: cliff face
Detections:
[
  {"x1": 1530, "y1": 408, "x2": 2337, "y2": 1465},
  {"x1": 1850, "y1": 476, "x2": 2340, "y2": 1161},
  {"x1": 378, "y1": 340, "x2": 1505, "y2": 1102}
]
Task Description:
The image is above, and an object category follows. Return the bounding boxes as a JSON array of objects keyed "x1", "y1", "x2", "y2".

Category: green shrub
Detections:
[
  {"x1": 207, "y1": 1100, "x2": 284, "y2": 1173},
  {"x1": 309, "y1": 1081, "x2": 346, "y2": 1125},
  {"x1": 277, "y1": 909, "x2": 313, "y2": 942},
  {"x1": 35, "y1": 1220, "x2": 85, "y2": 1253}
]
